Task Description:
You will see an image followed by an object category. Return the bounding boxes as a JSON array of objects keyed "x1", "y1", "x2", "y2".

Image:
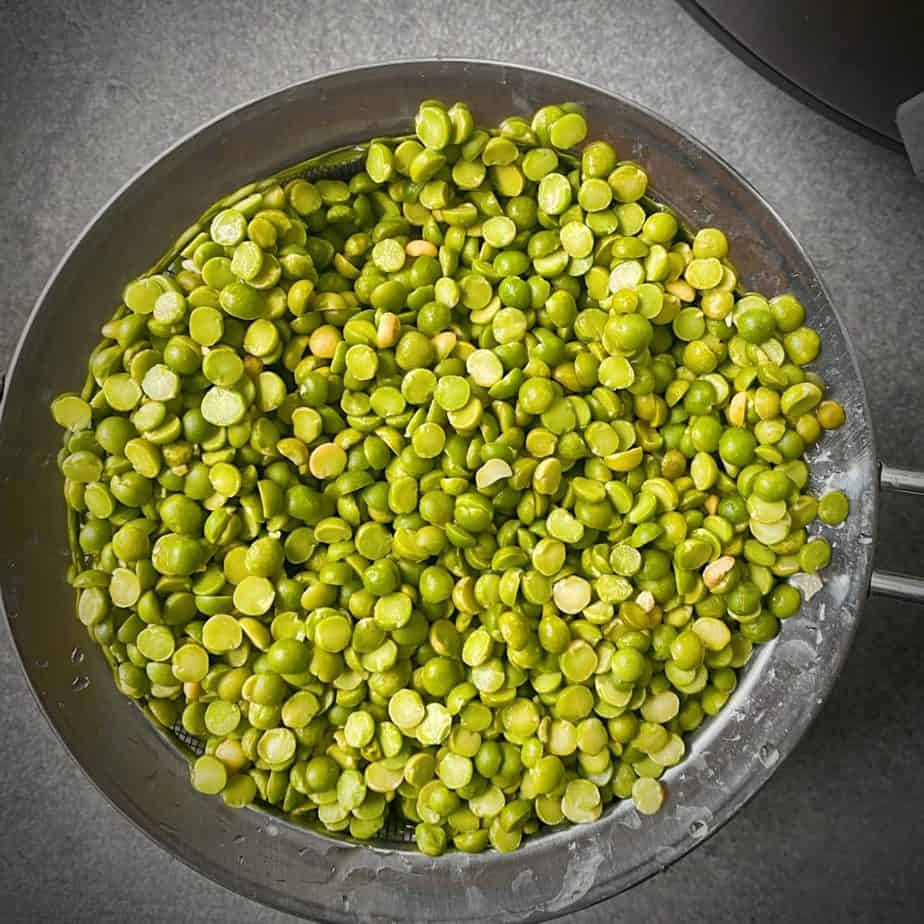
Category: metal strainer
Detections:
[{"x1": 2, "y1": 60, "x2": 923, "y2": 923}]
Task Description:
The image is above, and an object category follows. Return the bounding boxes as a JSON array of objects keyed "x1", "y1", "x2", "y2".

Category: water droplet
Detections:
[
  {"x1": 71, "y1": 675, "x2": 90, "y2": 692},
  {"x1": 758, "y1": 743, "x2": 779, "y2": 767},
  {"x1": 36, "y1": 659, "x2": 49, "y2": 669},
  {"x1": 264, "y1": 823, "x2": 279, "y2": 838},
  {"x1": 233, "y1": 834, "x2": 246, "y2": 844},
  {"x1": 298, "y1": 847, "x2": 309, "y2": 857},
  {"x1": 618, "y1": 809, "x2": 642, "y2": 830},
  {"x1": 70, "y1": 647, "x2": 85, "y2": 664},
  {"x1": 655, "y1": 846, "x2": 677, "y2": 866},
  {"x1": 689, "y1": 819, "x2": 709, "y2": 839},
  {"x1": 238, "y1": 855, "x2": 245, "y2": 865}
]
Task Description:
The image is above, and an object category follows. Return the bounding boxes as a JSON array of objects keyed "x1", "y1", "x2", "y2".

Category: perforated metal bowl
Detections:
[{"x1": 2, "y1": 60, "x2": 922, "y2": 924}]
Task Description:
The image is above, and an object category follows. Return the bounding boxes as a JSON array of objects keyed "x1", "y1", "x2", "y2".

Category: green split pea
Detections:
[{"x1": 53, "y1": 96, "x2": 847, "y2": 858}]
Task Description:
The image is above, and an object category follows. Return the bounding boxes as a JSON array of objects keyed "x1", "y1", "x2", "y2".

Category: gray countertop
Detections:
[{"x1": 2, "y1": 1, "x2": 923, "y2": 921}]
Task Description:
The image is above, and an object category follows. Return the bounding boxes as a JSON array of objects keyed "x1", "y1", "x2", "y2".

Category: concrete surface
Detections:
[{"x1": 1, "y1": 1, "x2": 923, "y2": 921}]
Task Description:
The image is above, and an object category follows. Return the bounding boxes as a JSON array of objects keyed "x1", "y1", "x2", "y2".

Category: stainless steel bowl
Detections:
[{"x1": 2, "y1": 60, "x2": 922, "y2": 924}]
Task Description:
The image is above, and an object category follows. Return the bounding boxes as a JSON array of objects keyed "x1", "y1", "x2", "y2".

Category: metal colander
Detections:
[{"x1": 2, "y1": 60, "x2": 923, "y2": 924}]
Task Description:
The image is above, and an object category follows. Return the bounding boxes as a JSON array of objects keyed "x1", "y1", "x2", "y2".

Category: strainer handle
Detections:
[
  {"x1": 869, "y1": 463, "x2": 924, "y2": 603},
  {"x1": 879, "y1": 463, "x2": 924, "y2": 495},
  {"x1": 869, "y1": 571, "x2": 924, "y2": 603}
]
